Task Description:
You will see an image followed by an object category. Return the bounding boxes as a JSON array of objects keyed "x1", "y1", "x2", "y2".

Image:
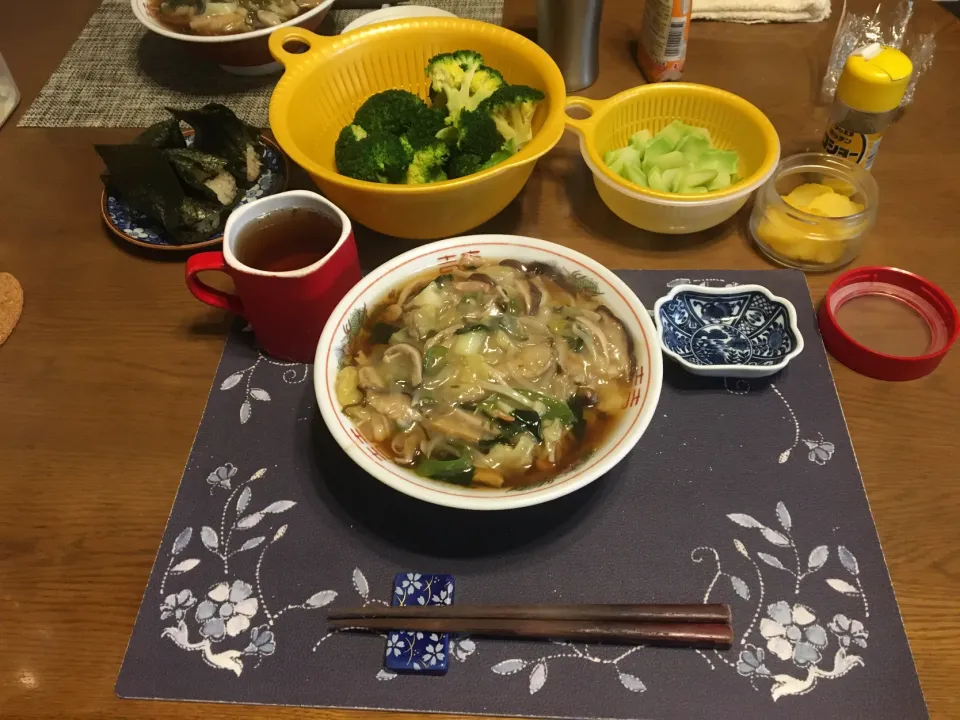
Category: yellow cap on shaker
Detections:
[{"x1": 836, "y1": 44, "x2": 913, "y2": 114}]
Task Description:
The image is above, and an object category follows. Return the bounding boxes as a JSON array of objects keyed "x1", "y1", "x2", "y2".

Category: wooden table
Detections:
[{"x1": 1, "y1": 1, "x2": 958, "y2": 718}]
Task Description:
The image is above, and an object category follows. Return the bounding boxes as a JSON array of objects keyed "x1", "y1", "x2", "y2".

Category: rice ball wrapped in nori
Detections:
[
  {"x1": 163, "y1": 148, "x2": 239, "y2": 207},
  {"x1": 168, "y1": 104, "x2": 264, "y2": 185},
  {"x1": 135, "y1": 118, "x2": 187, "y2": 150}
]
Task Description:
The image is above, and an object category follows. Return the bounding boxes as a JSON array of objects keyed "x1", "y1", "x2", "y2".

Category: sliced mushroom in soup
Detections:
[{"x1": 335, "y1": 258, "x2": 638, "y2": 488}]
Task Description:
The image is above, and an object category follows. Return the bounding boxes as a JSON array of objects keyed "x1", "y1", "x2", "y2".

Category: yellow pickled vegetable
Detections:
[
  {"x1": 757, "y1": 208, "x2": 846, "y2": 265},
  {"x1": 806, "y1": 192, "x2": 864, "y2": 218},
  {"x1": 821, "y1": 177, "x2": 856, "y2": 196},
  {"x1": 756, "y1": 182, "x2": 866, "y2": 266},
  {"x1": 783, "y1": 183, "x2": 832, "y2": 211}
]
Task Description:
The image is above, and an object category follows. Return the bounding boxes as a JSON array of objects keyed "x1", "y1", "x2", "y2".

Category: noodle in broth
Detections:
[{"x1": 335, "y1": 255, "x2": 636, "y2": 489}]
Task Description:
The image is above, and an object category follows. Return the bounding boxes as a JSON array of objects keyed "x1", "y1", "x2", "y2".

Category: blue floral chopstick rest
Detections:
[{"x1": 385, "y1": 573, "x2": 454, "y2": 674}]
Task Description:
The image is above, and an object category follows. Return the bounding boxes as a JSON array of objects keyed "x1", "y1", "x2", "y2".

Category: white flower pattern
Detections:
[
  {"x1": 160, "y1": 589, "x2": 196, "y2": 621},
  {"x1": 386, "y1": 635, "x2": 406, "y2": 657},
  {"x1": 244, "y1": 625, "x2": 277, "y2": 656},
  {"x1": 159, "y1": 465, "x2": 337, "y2": 676},
  {"x1": 736, "y1": 644, "x2": 770, "y2": 677},
  {"x1": 206, "y1": 463, "x2": 238, "y2": 490},
  {"x1": 692, "y1": 503, "x2": 870, "y2": 701},
  {"x1": 422, "y1": 635, "x2": 445, "y2": 666},
  {"x1": 829, "y1": 614, "x2": 869, "y2": 649},
  {"x1": 760, "y1": 601, "x2": 828, "y2": 666},
  {"x1": 400, "y1": 573, "x2": 423, "y2": 596},
  {"x1": 196, "y1": 580, "x2": 259, "y2": 641}
]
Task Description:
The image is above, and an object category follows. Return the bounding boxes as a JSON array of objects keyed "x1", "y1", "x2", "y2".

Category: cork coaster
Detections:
[{"x1": 0, "y1": 272, "x2": 23, "y2": 346}]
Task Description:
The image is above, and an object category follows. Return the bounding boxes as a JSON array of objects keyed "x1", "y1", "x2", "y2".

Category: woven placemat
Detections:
[
  {"x1": 115, "y1": 270, "x2": 926, "y2": 720},
  {"x1": 19, "y1": 0, "x2": 504, "y2": 128}
]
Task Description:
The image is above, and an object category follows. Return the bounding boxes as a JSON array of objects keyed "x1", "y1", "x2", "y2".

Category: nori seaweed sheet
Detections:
[{"x1": 168, "y1": 104, "x2": 263, "y2": 186}]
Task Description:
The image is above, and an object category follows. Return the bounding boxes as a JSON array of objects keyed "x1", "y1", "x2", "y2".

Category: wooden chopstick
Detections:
[
  {"x1": 328, "y1": 617, "x2": 733, "y2": 649},
  {"x1": 329, "y1": 603, "x2": 731, "y2": 625}
]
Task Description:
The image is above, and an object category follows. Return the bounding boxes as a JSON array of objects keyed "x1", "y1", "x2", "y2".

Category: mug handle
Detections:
[{"x1": 185, "y1": 252, "x2": 245, "y2": 316}]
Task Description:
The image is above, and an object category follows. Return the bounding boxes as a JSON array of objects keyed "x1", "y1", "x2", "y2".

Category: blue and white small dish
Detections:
[
  {"x1": 101, "y1": 133, "x2": 288, "y2": 252},
  {"x1": 385, "y1": 573, "x2": 454, "y2": 675},
  {"x1": 654, "y1": 284, "x2": 804, "y2": 378}
]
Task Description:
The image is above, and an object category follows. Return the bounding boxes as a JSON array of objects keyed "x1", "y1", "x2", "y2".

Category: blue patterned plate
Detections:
[
  {"x1": 100, "y1": 133, "x2": 288, "y2": 252},
  {"x1": 654, "y1": 284, "x2": 805, "y2": 377}
]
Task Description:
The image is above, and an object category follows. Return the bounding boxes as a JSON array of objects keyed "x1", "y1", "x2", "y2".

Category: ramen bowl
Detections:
[
  {"x1": 315, "y1": 235, "x2": 663, "y2": 510},
  {"x1": 131, "y1": 0, "x2": 334, "y2": 74}
]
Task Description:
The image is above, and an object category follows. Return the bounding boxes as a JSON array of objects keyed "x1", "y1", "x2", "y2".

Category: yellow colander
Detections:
[
  {"x1": 565, "y1": 83, "x2": 780, "y2": 234},
  {"x1": 267, "y1": 20, "x2": 567, "y2": 240}
]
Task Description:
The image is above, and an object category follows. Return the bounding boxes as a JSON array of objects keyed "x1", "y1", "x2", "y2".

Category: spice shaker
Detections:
[
  {"x1": 822, "y1": 43, "x2": 912, "y2": 170},
  {"x1": 537, "y1": 0, "x2": 603, "y2": 92}
]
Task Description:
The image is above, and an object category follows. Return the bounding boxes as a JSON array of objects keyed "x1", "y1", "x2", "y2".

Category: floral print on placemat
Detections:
[
  {"x1": 219, "y1": 326, "x2": 309, "y2": 426},
  {"x1": 692, "y1": 502, "x2": 870, "y2": 701},
  {"x1": 158, "y1": 465, "x2": 338, "y2": 676}
]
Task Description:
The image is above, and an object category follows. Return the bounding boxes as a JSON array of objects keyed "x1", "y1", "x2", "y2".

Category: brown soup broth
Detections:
[
  {"x1": 369, "y1": 408, "x2": 621, "y2": 489},
  {"x1": 343, "y1": 261, "x2": 635, "y2": 489},
  {"x1": 236, "y1": 207, "x2": 340, "y2": 273}
]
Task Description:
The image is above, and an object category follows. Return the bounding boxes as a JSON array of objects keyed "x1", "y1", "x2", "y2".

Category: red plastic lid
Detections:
[{"x1": 818, "y1": 266, "x2": 959, "y2": 381}]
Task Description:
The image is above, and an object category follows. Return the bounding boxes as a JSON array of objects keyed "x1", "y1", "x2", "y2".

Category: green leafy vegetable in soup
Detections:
[{"x1": 336, "y1": 256, "x2": 637, "y2": 489}]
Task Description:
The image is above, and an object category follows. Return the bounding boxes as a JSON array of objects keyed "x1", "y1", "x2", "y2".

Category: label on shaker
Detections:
[
  {"x1": 823, "y1": 123, "x2": 884, "y2": 170},
  {"x1": 637, "y1": 0, "x2": 691, "y2": 82}
]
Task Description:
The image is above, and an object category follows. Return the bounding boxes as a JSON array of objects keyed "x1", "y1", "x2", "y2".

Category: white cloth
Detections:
[{"x1": 692, "y1": 0, "x2": 831, "y2": 23}]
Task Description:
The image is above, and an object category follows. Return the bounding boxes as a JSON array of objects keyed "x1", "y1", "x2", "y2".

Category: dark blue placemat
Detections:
[{"x1": 116, "y1": 269, "x2": 927, "y2": 719}]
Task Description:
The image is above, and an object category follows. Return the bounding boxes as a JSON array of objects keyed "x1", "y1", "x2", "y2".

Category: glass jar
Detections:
[{"x1": 749, "y1": 153, "x2": 878, "y2": 272}]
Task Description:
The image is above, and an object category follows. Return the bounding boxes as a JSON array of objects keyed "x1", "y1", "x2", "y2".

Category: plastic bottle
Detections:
[
  {"x1": 822, "y1": 43, "x2": 912, "y2": 170},
  {"x1": 636, "y1": 0, "x2": 691, "y2": 83}
]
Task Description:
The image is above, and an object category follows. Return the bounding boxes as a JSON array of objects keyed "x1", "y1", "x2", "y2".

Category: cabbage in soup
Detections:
[{"x1": 335, "y1": 256, "x2": 637, "y2": 489}]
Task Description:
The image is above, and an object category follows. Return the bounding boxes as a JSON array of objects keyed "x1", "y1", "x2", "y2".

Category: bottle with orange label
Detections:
[
  {"x1": 822, "y1": 43, "x2": 913, "y2": 170},
  {"x1": 636, "y1": 0, "x2": 691, "y2": 82}
]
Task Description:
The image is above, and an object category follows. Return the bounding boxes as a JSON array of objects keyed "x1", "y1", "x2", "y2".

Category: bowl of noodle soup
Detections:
[{"x1": 315, "y1": 235, "x2": 662, "y2": 510}]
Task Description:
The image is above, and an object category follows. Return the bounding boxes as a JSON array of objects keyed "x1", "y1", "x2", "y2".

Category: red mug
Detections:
[{"x1": 186, "y1": 190, "x2": 362, "y2": 363}]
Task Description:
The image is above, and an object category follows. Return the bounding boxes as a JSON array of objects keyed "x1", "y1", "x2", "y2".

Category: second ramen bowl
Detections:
[{"x1": 315, "y1": 235, "x2": 663, "y2": 510}]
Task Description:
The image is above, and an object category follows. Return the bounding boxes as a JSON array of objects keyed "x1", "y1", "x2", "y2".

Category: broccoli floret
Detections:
[
  {"x1": 404, "y1": 106, "x2": 450, "y2": 150},
  {"x1": 335, "y1": 125, "x2": 410, "y2": 183},
  {"x1": 406, "y1": 141, "x2": 450, "y2": 184},
  {"x1": 448, "y1": 153, "x2": 483, "y2": 179},
  {"x1": 456, "y1": 109, "x2": 502, "y2": 161},
  {"x1": 426, "y1": 50, "x2": 505, "y2": 125},
  {"x1": 447, "y1": 138, "x2": 519, "y2": 179},
  {"x1": 481, "y1": 138, "x2": 519, "y2": 170},
  {"x1": 334, "y1": 124, "x2": 367, "y2": 175},
  {"x1": 478, "y1": 85, "x2": 545, "y2": 149},
  {"x1": 353, "y1": 89, "x2": 426, "y2": 136}
]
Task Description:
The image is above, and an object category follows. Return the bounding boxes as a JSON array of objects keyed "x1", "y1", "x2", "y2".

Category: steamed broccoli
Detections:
[
  {"x1": 353, "y1": 89, "x2": 427, "y2": 136},
  {"x1": 448, "y1": 138, "x2": 519, "y2": 179},
  {"x1": 404, "y1": 106, "x2": 451, "y2": 150},
  {"x1": 335, "y1": 125, "x2": 410, "y2": 183},
  {"x1": 478, "y1": 85, "x2": 545, "y2": 149},
  {"x1": 456, "y1": 109, "x2": 503, "y2": 161},
  {"x1": 406, "y1": 141, "x2": 450, "y2": 184},
  {"x1": 483, "y1": 138, "x2": 519, "y2": 168},
  {"x1": 426, "y1": 50, "x2": 504, "y2": 125},
  {"x1": 334, "y1": 51, "x2": 544, "y2": 185},
  {"x1": 448, "y1": 153, "x2": 482, "y2": 179}
]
